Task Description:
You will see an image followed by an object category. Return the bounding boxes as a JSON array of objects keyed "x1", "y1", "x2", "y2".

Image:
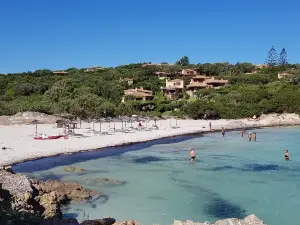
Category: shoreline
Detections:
[{"x1": 1, "y1": 113, "x2": 300, "y2": 168}]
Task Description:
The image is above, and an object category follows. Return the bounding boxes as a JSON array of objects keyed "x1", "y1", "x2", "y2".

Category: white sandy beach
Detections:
[{"x1": 1, "y1": 113, "x2": 300, "y2": 167}]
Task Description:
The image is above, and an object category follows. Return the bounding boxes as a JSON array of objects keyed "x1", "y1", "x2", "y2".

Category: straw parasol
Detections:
[
  {"x1": 31, "y1": 119, "x2": 42, "y2": 137},
  {"x1": 153, "y1": 116, "x2": 160, "y2": 127}
]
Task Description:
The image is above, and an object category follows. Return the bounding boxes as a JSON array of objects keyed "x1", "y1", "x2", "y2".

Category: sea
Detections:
[{"x1": 13, "y1": 127, "x2": 300, "y2": 225}]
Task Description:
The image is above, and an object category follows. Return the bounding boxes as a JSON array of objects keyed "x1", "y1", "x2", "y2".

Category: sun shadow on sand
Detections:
[{"x1": 13, "y1": 135, "x2": 199, "y2": 173}]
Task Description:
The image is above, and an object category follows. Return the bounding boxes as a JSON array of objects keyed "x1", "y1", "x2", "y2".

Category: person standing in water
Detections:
[
  {"x1": 248, "y1": 132, "x2": 252, "y2": 141},
  {"x1": 284, "y1": 150, "x2": 290, "y2": 160},
  {"x1": 253, "y1": 132, "x2": 257, "y2": 141},
  {"x1": 188, "y1": 148, "x2": 196, "y2": 162},
  {"x1": 241, "y1": 128, "x2": 244, "y2": 137},
  {"x1": 221, "y1": 127, "x2": 225, "y2": 137}
]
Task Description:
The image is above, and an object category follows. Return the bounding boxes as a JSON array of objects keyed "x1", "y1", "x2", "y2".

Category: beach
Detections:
[{"x1": 1, "y1": 113, "x2": 300, "y2": 167}]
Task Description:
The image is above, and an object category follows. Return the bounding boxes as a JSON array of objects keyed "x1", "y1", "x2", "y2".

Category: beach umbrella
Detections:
[
  {"x1": 98, "y1": 118, "x2": 106, "y2": 133},
  {"x1": 153, "y1": 116, "x2": 160, "y2": 126},
  {"x1": 31, "y1": 119, "x2": 41, "y2": 137}
]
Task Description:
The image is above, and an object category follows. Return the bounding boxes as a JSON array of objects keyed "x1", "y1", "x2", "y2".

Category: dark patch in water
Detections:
[
  {"x1": 35, "y1": 173, "x2": 65, "y2": 181},
  {"x1": 204, "y1": 197, "x2": 247, "y2": 219},
  {"x1": 133, "y1": 156, "x2": 167, "y2": 164},
  {"x1": 73, "y1": 208, "x2": 83, "y2": 212},
  {"x1": 13, "y1": 135, "x2": 199, "y2": 172},
  {"x1": 90, "y1": 203, "x2": 97, "y2": 208},
  {"x1": 242, "y1": 164, "x2": 282, "y2": 172},
  {"x1": 97, "y1": 194, "x2": 109, "y2": 204},
  {"x1": 148, "y1": 195, "x2": 166, "y2": 200},
  {"x1": 210, "y1": 165, "x2": 235, "y2": 171},
  {"x1": 64, "y1": 212, "x2": 79, "y2": 218},
  {"x1": 249, "y1": 180, "x2": 266, "y2": 184}
]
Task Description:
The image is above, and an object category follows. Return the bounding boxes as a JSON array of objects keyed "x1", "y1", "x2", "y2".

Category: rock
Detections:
[
  {"x1": 39, "y1": 192, "x2": 63, "y2": 218},
  {"x1": 64, "y1": 166, "x2": 86, "y2": 173},
  {"x1": 94, "y1": 218, "x2": 116, "y2": 225},
  {"x1": 172, "y1": 215, "x2": 266, "y2": 225},
  {"x1": 114, "y1": 221, "x2": 139, "y2": 225},
  {"x1": 32, "y1": 180, "x2": 101, "y2": 203},
  {"x1": 86, "y1": 177, "x2": 126, "y2": 185},
  {"x1": 4, "y1": 165, "x2": 14, "y2": 173},
  {"x1": 0, "y1": 170, "x2": 33, "y2": 197},
  {"x1": 40, "y1": 218, "x2": 80, "y2": 225},
  {"x1": 81, "y1": 220, "x2": 102, "y2": 225}
]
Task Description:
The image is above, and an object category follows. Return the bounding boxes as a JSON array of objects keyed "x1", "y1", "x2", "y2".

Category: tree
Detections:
[
  {"x1": 279, "y1": 48, "x2": 288, "y2": 66},
  {"x1": 176, "y1": 56, "x2": 190, "y2": 66},
  {"x1": 265, "y1": 46, "x2": 278, "y2": 66}
]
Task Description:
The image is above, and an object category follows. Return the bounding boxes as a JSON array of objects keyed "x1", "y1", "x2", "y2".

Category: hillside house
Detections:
[
  {"x1": 190, "y1": 75, "x2": 210, "y2": 83},
  {"x1": 84, "y1": 66, "x2": 104, "y2": 72},
  {"x1": 204, "y1": 77, "x2": 229, "y2": 89},
  {"x1": 163, "y1": 79, "x2": 184, "y2": 99},
  {"x1": 186, "y1": 83, "x2": 208, "y2": 97},
  {"x1": 122, "y1": 78, "x2": 134, "y2": 85},
  {"x1": 53, "y1": 71, "x2": 69, "y2": 75},
  {"x1": 155, "y1": 72, "x2": 175, "y2": 79},
  {"x1": 122, "y1": 88, "x2": 153, "y2": 102},
  {"x1": 278, "y1": 72, "x2": 295, "y2": 79},
  {"x1": 181, "y1": 69, "x2": 197, "y2": 76}
]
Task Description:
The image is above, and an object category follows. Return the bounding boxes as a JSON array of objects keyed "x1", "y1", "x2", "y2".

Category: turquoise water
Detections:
[{"x1": 14, "y1": 127, "x2": 300, "y2": 225}]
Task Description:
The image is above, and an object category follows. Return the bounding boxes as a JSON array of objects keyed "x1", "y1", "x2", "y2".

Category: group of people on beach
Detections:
[{"x1": 187, "y1": 123, "x2": 290, "y2": 162}]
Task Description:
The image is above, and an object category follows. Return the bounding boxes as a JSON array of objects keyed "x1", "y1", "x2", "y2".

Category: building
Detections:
[
  {"x1": 181, "y1": 69, "x2": 198, "y2": 76},
  {"x1": 163, "y1": 79, "x2": 184, "y2": 99},
  {"x1": 186, "y1": 83, "x2": 208, "y2": 97},
  {"x1": 122, "y1": 88, "x2": 153, "y2": 102},
  {"x1": 278, "y1": 72, "x2": 295, "y2": 79},
  {"x1": 53, "y1": 71, "x2": 69, "y2": 75},
  {"x1": 255, "y1": 64, "x2": 268, "y2": 69},
  {"x1": 84, "y1": 66, "x2": 104, "y2": 72},
  {"x1": 154, "y1": 72, "x2": 175, "y2": 79},
  {"x1": 204, "y1": 77, "x2": 229, "y2": 89},
  {"x1": 122, "y1": 78, "x2": 134, "y2": 85},
  {"x1": 190, "y1": 75, "x2": 210, "y2": 83}
]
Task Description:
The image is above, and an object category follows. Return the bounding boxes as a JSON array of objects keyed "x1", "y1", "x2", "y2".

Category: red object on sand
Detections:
[{"x1": 34, "y1": 135, "x2": 64, "y2": 140}]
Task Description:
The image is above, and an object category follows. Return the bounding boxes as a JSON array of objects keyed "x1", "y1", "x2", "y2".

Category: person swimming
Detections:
[
  {"x1": 284, "y1": 150, "x2": 290, "y2": 160},
  {"x1": 188, "y1": 148, "x2": 196, "y2": 162}
]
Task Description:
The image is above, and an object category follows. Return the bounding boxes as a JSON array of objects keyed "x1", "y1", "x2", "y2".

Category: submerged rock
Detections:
[
  {"x1": 32, "y1": 180, "x2": 101, "y2": 203},
  {"x1": 64, "y1": 166, "x2": 86, "y2": 173},
  {"x1": 40, "y1": 218, "x2": 80, "y2": 225},
  {"x1": 86, "y1": 177, "x2": 127, "y2": 185}
]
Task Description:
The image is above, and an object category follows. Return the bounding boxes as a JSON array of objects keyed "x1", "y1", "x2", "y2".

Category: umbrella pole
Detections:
[
  {"x1": 176, "y1": 118, "x2": 178, "y2": 128},
  {"x1": 100, "y1": 122, "x2": 102, "y2": 134},
  {"x1": 35, "y1": 124, "x2": 37, "y2": 137}
]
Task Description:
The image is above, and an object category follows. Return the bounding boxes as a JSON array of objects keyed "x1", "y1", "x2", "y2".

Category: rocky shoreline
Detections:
[{"x1": 0, "y1": 168, "x2": 267, "y2": 225}]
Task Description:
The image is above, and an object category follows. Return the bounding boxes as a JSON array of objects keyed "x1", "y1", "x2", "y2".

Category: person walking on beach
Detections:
[
  {"x1": 221, "y1": 127, "x2": 225, "y2": 137},
  {"x1": 209, "y1": 121, "x2": 211, "y2": 131},
  {"x1": 284, "y1": 150, "x2": 290, "y2": 160},
  {"x1": 188, "y1": 148, "x2": 196, "y2": 162}
]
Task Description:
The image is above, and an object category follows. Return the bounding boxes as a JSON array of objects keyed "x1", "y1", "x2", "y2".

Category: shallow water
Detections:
[{"x1": 14, "y1": 127, "x2": 300, "y2": 225}]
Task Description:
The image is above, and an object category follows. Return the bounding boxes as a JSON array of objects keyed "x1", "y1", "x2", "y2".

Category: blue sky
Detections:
[{"x1": 0, "y1": 0, "x2": 299, "y2": 73}]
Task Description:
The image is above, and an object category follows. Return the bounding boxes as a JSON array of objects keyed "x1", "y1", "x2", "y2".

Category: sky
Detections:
[{"x1": 0, "y1": 0, "x2": 299, "y2": 73}]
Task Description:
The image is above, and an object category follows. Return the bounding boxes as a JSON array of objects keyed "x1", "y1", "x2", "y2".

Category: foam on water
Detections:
[{"x1": 14, "y1": 127, "x2": 300, "y2": 225}]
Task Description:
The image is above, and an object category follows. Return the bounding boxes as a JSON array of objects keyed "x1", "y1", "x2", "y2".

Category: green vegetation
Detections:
[{"x1": 1, "y1": 55, "x2": 300, "y2": 119}]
